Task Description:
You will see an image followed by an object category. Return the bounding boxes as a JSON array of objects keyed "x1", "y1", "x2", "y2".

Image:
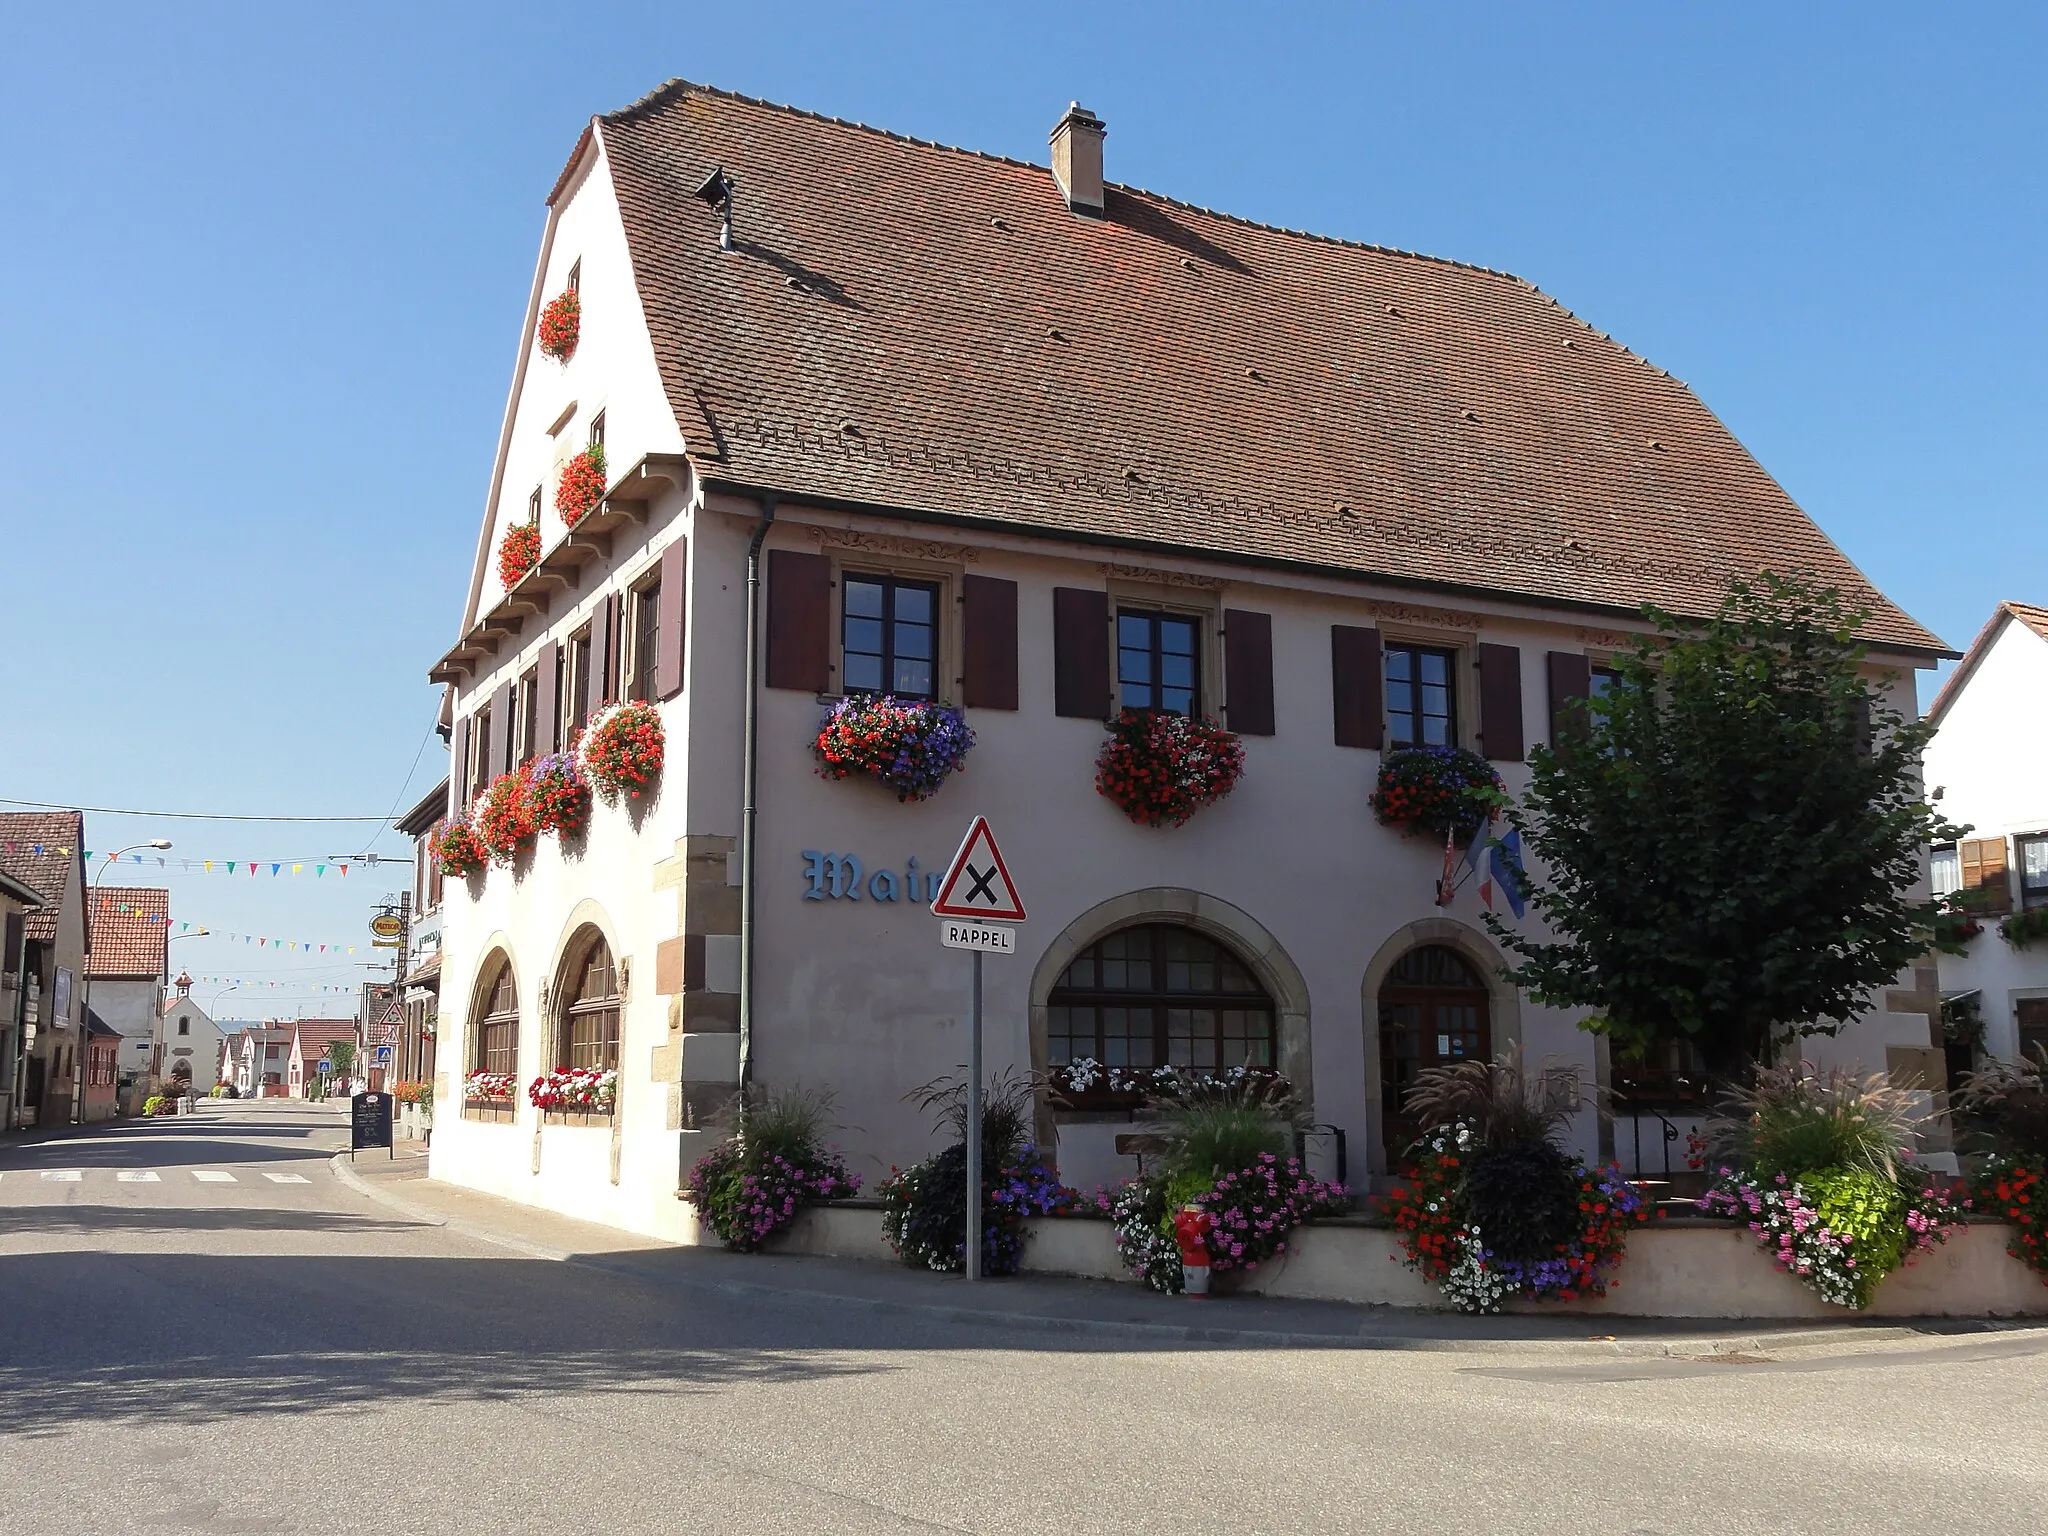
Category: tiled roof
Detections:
[
  {"x1": 0, "y1": 811, "x2": 84, "y2": 943},
  {"x1": 86, "y1": 886, "x2": 169, "y2": 978},
  {"x1": 1926, "y1": 600, "x2": 2048, "y2": 723},
  {"x1": 594, "y1": 81, "x2": 1941, "y2": 652},
  {"x1": 291, "y1": 1021, "x2": 357, "y2": 1060}
]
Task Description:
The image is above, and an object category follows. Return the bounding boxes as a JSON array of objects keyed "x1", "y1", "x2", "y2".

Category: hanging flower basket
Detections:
[
  {"x1": 1094, "y1": 708, "x2": 1244, "y2": 827},
  {"x1": 813, "y1": 696, "x2": 975, "y2": 802},
  {"x1": 526, "y1": 751, "x2": 591, "y2": 837},
  {"x1": 473, "y1": 771, "x2": 538, "y2": 865},
  {"x1": 580, "y1": 700, "x2": 665, "y2": 804},
  {"x1": 555, "y1": 444, "x2": 607, "y2": 528},
  {"x1": 1370, "y1": 746, "x2": 1503, "y2": 842},
  {"x1": 538, "y1": 289, "x2": 580, "y2": 362},
  {"x1": 428, "y1": 818, "x2": 486, "y2": 879},
  {"x1": 529, "y1": 1067, "x2": 617, "y2": 1115},
  {"x1": 497, "y1": 522, "x2": 541, "y2": 591}
]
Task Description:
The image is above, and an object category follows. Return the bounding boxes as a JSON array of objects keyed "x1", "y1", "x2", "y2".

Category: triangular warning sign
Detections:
[{"x1": 930, "y1": 815, "x2": 1027, "y2": 922}]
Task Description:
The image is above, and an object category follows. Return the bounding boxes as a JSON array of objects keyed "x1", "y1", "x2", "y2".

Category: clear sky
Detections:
[{"x1": 2, "y1": 3, "x2": 2042, "y2": 1014}]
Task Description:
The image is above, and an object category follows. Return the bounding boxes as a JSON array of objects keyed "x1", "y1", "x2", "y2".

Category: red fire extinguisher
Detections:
[{"x1": 1173, "y1": 1205, "x2": 1214, "y2": 1297}]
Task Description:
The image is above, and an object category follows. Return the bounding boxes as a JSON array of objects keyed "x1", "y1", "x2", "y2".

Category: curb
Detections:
[{"x1": 324, "y1": 1155, "x2": 2045, "y2": 1359}]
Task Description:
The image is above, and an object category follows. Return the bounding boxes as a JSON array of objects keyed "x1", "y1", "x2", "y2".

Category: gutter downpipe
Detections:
[{"x1": 737, "y1": 494, "x2": 775, "y2": 1102}]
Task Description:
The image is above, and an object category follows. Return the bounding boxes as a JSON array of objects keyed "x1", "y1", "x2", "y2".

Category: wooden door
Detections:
[{"x1": 1378, "y1": 945, "x2": 1491, "y2": 1166}]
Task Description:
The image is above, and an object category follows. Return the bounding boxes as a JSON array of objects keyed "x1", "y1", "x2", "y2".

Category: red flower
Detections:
[
  {"x1": 497, "y1": 522, "x2": 542, "y2": 591},
  {"x1": 538, "y1": 289, "x2": 580, "y2": 362},
  {"x1": 555, "y1": 445, "x2": 608, "y2": 528}
]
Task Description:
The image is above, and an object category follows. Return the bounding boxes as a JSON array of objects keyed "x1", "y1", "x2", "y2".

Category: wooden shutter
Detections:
[
  {"x1": 1222, "y1": 609, "x2": 1275, "y2": 736},
  {"x1": 489, "y1": 682, "x2": 513, "y2": 777},
  {"x1": 1330, "y1": 625, "x2": 1382, "y2": 749},
  {"x1": 449, "y1": 715, "x2": 469, "y2": 810},
  {"x1": 656, "y1": 538, "x2": 688, "y2": 700},
  {"x1": 1476, "y1": 643, "x2": 1524, "y2": 761},
  {"x1": 1960, "y1": 838, "x2": 2012, "y2": 915},
  {"x1": 962, "y1": 575, "x2": 1019, "y2": 710},
  {"x1": 1546, "y1": 651, "x2": 1592, "y2": 754},
  {"x1": 1052, "y1": 587, "x2": 1111, "y2": 718},
  {"x1": 534, "y1": 645, "x2": 559, "y2": 755},
  {"x1": 589, "y1": 598, "x2": 614, "y2": 707},
  {"x1": 766, "y1": 549, "x2": 831, "y2": 692}
]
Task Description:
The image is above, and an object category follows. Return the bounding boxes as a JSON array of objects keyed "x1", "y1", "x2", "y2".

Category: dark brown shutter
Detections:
[
  {"x1": 656, "y1": 539, "x2": 688, "y2": 700},
  {"x1": 1546, "y1": 651, "x2": 1592, "y2": 754},
  {"x1": 534, "y1": 645, "x2": 559, "y2": 755},
  {"x1": 1052, "y1": 587, "x2": 1111, "y2": 718},
  {"x1": 449, "y1": 716, "x2": 469, "y2": 810},
  {"x1": 489, "y1": 682, "x2": 513, "y2": 777},
  {"x1": 766, "y1": 549, "x2": 832, "y2": 692},
  {"x1": 1476, "y1": 643, "x2": 1524, "y2": 762},
  {"x1": 1330, "y1": 625, "x2": 1382, "y2": 749},
  {"x1": 1222, "y1": 609, "x2": 1275, "y2": 735},
  {"x1": 962, "y1": 575, "x2": 1019, "y2": 710},
  {"x1": 589, "y1": 598, "x2": 614, "y2": 707}
]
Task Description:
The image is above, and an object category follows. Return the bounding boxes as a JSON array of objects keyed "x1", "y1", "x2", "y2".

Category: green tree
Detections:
[
  {"x1": 327, "y1": 1040, "x2": 357, "y2": 1080},
  {"x1": 1491, "y1": 576, "x2": 1956, "y2": 1082}
]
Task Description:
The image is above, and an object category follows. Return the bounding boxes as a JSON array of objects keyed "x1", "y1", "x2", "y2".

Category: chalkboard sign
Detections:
[{"x1": 350, "y1": 1090, "x2": 394, "y2": 1157}]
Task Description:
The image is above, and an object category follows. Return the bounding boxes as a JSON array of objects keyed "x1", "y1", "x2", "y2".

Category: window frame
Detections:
[
  {"x1": 516, "y1": 667, "x2": 538, "y2": 765},
  {"x1": 566, "y1": 260, "x2": 580, "y2": 294},
  {"x1": 468, "y1": 705, "x2": 492, "y2": 800},
  {"x1": 1115, "y1": 608, "x2": 1203, "y2": 717},
  {"x1": 556, "y1": 931, "x2": 621, "y2": 1075},
  {"x1": 1045, "y1": 924, "x2": 1275, "y2": 1087},
  {"x1": 470, "y1": 960, "x2": 519, "y2": 1081},
  {"x1": 588, "y1": 410, "x2": 605, "y2": 453},
  {"x1": 629, "y1": 577, "x2": 661, "y2": 703},
  {"x1": 565, "y1": 628, "x2": 593, "y2": 736},
  {"x1": 839, "y1": 571, "x2": 942, "y2": 702},
  {"x1": 1382, "y1": 640, "x2": 1461, "y2": 750},
  {"x1": 2018, "y1": 833, "x2": 2048, "y2": 911}
]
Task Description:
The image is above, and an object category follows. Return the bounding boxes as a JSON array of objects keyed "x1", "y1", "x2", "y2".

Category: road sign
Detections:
[
  {"x1": 939, "y1": 919, "x2": 1017, "y2": 954},
  {"x1": 369, "y1": 913, "x2": 403, "y2": 941},
  {"x1": 374, "y1": 1044, "x2": 393, "y2": 1064},
  {"x1": 930, "y1": 816, "x2": 1026, "y2": 922},
  {"x1": 317, "y1": 1057, "x2": 331, "y2": 1074}
]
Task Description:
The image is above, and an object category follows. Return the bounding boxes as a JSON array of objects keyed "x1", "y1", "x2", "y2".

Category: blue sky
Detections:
[{"x1": 2, "y1": 3, "x2": 2042, "y2": 1014}]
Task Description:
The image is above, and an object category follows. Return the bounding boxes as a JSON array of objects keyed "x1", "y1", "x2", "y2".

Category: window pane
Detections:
[
  {"x1": 893, "y1": 586, "x2": 933, "y2": 624},
  {"x1": 1161, "y1": 618, "x2": 1196, "y2": 656},
  {"x1": 1419, "y1": 651, "x2": 1449, "y2": 686},
  {"x1": 1386, "y1": 648, "x2": 1413, "y2": 683},
  {"x1": 844, "y1": 580, "x2": 884, "y2": 618},
  {"x1": 894, "y1": 658, "x2": 933, "y2": 696},
  {"x1": 845, "y1": 617, "x2": 884, "y2": 655},
  {"x1": 2022, "y1": 838, "x2": 2048, "y2": 884},
  {"x1": 894, "y1": 620, "x2": 933, "y2": 661},
  {"x1": 843, "y1": 653, "x2": 883, "y2": 693},
  {"x1": 1930, "y1": 846, "x2": 1960, "y2": 898},
  {"x1": 1118, "y1": 614, "x2": 1151, "y2": 647},
  {"x1": 1161, "y1": 683, "x2": 1194, "y2": 715}
]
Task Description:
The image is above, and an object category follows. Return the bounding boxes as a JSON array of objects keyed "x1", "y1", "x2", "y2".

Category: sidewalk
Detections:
[{"x1": 326, "y1": 1154, "x2": 2048, "y2": 1359}]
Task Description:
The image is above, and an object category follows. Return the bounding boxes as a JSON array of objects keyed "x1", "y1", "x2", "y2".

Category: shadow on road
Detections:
[
  {"x1": 0, "y1": 1137, "x2": 337, "y2": 1170},
  {"x1": 0, "y1": 1207, "x2": 429, "y2": 1236}
]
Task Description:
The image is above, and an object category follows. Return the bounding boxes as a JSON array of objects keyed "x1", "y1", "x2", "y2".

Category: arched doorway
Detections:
[
  {"x1": 1377, "y1": 944, "x2": 1491, "y2": 1163},
  {"x1": 1046, "y1": 923, "x2": 1276, "y2": 1074}
]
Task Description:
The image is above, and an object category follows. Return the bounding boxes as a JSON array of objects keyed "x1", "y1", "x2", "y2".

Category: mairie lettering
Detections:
[{"x1": 802, "y1": 851, "x2": 943, "y2": 903}]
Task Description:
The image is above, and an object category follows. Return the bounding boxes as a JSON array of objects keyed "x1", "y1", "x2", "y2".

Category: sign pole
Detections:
[{"x1": 965, "y1": 947, "x2": 983, "y2": 1282}]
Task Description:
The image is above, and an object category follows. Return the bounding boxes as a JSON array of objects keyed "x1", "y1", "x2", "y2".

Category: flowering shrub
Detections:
[
  {"x1": 528, "y1": 1067, "x2": 618, "y2": 1115},
  {"x1": 1369, "y1": 746, "x2": 1504, "y2": 841},
  {"x1": 526, "y1": 751, "x2": 591, "y2": 838},
  {"x1": 497, "y1": 522, "x2": 541, "y2": 591},
  {"x1": 879, "y1": 1143, "x2": 1076, "y2": 1274},
  {"x1": 2000, "y1": 907, "x2": 2048, "y2": 950},
  {"x1": 463, "y1": 1071, "x2": 516, "y2": 1103},
  {"x1": 1699, "y1": 1165, "x2": 1967, "y2": 1309},
  {"x1": 1049, "y1": 1059, "x2": 1289, "y2": 1106},
  {"x1": 813, "y1": 696, "x2": 975, "y2": 802},
  {"x1": 1972, "y1": 1158, "x2": 2047, "y2": 1284},
  {"x1": 688, "y1": 1142, "x2": 861, "y2": 1251},
  {"x1": 538, "y1": 288, "x2": 580, "y2": 362},
  {"x1": 1382, "y1": 1121, "x2": 1650, "y2": 1313},
  {"x1": 580, "y1": 700, "x2": 664, "y2": 804},
  {"x1": 554, "y1": 444, "x2": 607, "y2": 528},
  {"x1": 472, "y1": 771, "x2": 538, "y2": 865},
  {"x1": 391, "y1": 1080, "x2": 433, "y2": 1109},
  {"x1": 428, "y1": 818, "x2": 487, "y2": 880},
  {"x1": 1095, "y1": 708, "x2": 1245, "y2": 827},
  {"x1": 1102, "y1": 1155, "x2": 1348, "y2": 1293}
]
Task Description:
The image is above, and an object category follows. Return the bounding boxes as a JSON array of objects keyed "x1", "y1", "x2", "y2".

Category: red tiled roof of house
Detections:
[
  {"x1": 290, "y1": 1020, "x2": 357, "y2": 1059},
  {"x1": 1926, "y1": 600, "x2": 2048, "y2": 723},
  {"x1": 589, "y1": 81, "x2": 1942, "y2": 653},
  {"x1": 86, "y1": 886, "x2": 169, "y2": 978},
  {"x1": 0, "y1": 811, "x2": 85, "y2": 943}
]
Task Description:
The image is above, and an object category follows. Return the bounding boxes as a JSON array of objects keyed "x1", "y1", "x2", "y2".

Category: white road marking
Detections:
[
  {"x1": 116, "y1": 1171, "x2": 161, "y2": 1183},
  {"x1": 41, "y1": 1170, "x2": 82, "y2": 1182},
  {"x1": 191, "y1": 1171, "x2": 236, "y2": 1183},
  {"x1": 261, "y1": 1172, "x2": 310, "y2": 1184}
]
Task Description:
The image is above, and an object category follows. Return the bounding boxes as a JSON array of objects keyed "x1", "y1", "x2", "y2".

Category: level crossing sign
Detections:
[{"x1": 929, "y1": 816, "x2": 1027, "y2": 923}]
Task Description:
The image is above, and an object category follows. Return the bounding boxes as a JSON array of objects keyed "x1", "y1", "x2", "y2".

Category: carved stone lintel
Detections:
[
  {"x1": 1097, "y1": 561, "x2": 1226, "y2": 591},
  {"x1": 805, "y1": 525, "x2": 980, "y2": 563},
  {"x1": 1574, "y1": 627, "x2": 1638, "y2": 649},
  {"x1": 1365, "y1": 600, "x2": 1483, "y2": 631}
]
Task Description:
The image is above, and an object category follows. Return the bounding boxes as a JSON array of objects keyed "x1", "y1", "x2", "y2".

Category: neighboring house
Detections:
[
  {"x1": 84, "y1": 886, "x2": 170, "y2": 1084},
  {"x1": 288, "y1": 1019, "x2": 359, "y2": 1097},
  {"x1": 156, "y1": 974, "x2": 225, "y2": 1093},
  {"x1": 394, "y1": 779, "x2": 448, "y2": 1093},
  {"x1": 0, "y1": 812, "x2": 90, "y2": 1129},
  {"x1": 1, "y1": 868, "x2": 45, "y2": 1131},
  {"x1": 1924, "y1": 601, "x2": 2048, "y2": 1070},
  {"x1": 424, "y1": 83, "x2": 1952, "y2": 1240},
  {"x1": 82, "y1": 1014, "x2": 121, "y2": 1120},
  {"x1": 223, "y1": 1024, "x2": 292, "y2": 1097},
  {"x1": 359, "y1": 984, "x2": 400, "y2": 1091}
]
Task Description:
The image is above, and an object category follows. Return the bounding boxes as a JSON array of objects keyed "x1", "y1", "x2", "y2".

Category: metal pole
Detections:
[{"x1": 965, "y1": 947, "x2": 983, "y2": 1281}]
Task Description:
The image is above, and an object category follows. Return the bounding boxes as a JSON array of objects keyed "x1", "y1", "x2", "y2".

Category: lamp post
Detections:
[{"x1": 75, "y1": 839, "x2": 172, "y2": 1125}]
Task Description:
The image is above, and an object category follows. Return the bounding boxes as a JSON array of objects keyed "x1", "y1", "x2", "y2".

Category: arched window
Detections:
[
  {"x1": 558, "y1": 931, "x2": 621, "y2": 1071},
  {"x1": 1378, "y1": 944, "x2": 1491, "y2": 1160},
  {"x1": 470, "y1": 956, "x2": 519, "y2": 1077},
  {"x1": 1047, "y1": 924, "x2": 1273, "y2": 1071}
]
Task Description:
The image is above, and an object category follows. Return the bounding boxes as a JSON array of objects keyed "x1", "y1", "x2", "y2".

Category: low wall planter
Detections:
[
  {"x1": 463, "y1": 1100, "x2": 517, "y2": 1124},
  {"x1": 544, "y1": 1110, "x2": 615, "y2": 1130}
]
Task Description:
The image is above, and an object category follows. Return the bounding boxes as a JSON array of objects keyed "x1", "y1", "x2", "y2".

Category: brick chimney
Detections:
[{"x1": 1050, "y1": 102, "x2": 1106, "y2": 217}]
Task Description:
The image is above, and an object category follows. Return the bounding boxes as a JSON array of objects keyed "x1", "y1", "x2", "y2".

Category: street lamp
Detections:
[{"x1": 75, "y1": 839, "x2": 172, "y2": 1124}]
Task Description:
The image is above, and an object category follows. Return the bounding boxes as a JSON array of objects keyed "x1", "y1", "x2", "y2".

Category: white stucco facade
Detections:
[
  {"x1": 1923, "y1": 605, "x2": 2048, "y2": 1065},
  {"x1": 158, "y1": 992, "x2": 225, "y2": 1092}
]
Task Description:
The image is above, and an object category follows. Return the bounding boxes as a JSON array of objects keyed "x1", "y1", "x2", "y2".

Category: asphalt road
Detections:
[{"x1": 2, "y1": 1100, "x2": 2045, "y2": 1535}]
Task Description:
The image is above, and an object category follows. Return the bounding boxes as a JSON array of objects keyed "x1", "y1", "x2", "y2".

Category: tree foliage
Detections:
[{"x1": 1490, "y1": 576, "x2": 1956, "y2": 1079}]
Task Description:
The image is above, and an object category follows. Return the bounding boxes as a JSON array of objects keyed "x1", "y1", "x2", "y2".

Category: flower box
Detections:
[
  {"x1": 813, "y1": 696, "x2": 974, "y2": 801},
  {"x1": 463, "y1": 1100, "x2": 517, "y2": 1124},
  {"x1": 528, "y1": 1066, "x2": 618, "y2": 1116},
  {"x1": 1370, "y1": 746, "x2": 1503, "y2": 842},
  {"x1": 538, "y1": 289, "x2": 579, "y2": 362},
  {"x1": 497, "y1": 522, "x2": 541, "y2": 591},
  {"x1": 1095, "y1": 708, "x2": 1244, "y2": 827},
  {"x1": 555, "y1": 444, "x2": 607, "y2": 528},
  {"x1": 428, "y1": 819, "x2": 486, "y2": 880},
  {"x1": 580, "y1": 701, "x2": 664, "y2": 804}
]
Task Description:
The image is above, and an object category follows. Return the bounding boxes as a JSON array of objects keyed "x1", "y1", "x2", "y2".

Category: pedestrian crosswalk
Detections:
[{"x1": 4, "y1": 1168, "x2": 319, "y2": 1185}]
